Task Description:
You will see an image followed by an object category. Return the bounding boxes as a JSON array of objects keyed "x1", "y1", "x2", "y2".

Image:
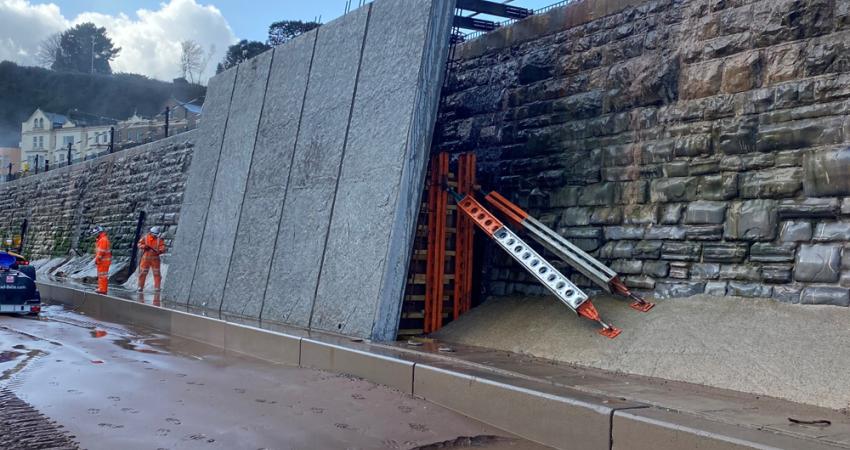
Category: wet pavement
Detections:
[
  {"x1": 0, "y1": 387, "x2": 78, "y2": 449},
  {"x1": 0, "y1": 306, "x2": 547, "y2": 450}
]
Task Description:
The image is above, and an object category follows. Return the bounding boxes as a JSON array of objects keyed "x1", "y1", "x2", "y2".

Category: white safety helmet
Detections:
[
  {"x1": 89, "y1": 225, "x2": 104, "y2": 236},
  {"x1": 150, "y1": 226, "x2": 162, "y2": 237}
]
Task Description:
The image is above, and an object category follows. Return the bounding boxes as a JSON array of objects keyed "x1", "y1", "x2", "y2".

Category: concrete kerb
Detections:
[
  {"x1": 34, "y1": 282, "x2": 844, "y2": 450},
  {"x1": 612, "y1": 408, "x2": 844, "y2": 450},
  {"x1": 413, "y1": 363, "x2": 645, "y2": 450},
  {"x1": 300, "y1": 338, "x2": 415, "y2": 394},
  {"x1": 223, "y1": 322, "x2": 301, "y2": 366}
]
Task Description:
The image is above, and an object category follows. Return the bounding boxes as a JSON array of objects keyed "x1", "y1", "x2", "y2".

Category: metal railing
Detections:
[
  {"x1": 462, "y1": 0, "x2": 578, "y2": 41},
  {"x1": 2, "y1": 127, "x2": 194, "y2": 183}
]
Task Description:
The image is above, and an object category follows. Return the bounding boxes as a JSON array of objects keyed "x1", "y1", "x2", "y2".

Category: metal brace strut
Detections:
[
  {"x1": 446, "y1": 187, "x2": 621, "y2": 338},
  {"x1": 484, "y1": 191, "x2": 655, "y2": 313}
]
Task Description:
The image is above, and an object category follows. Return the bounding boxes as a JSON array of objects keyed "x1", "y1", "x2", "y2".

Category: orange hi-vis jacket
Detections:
[
  {"x1": 95, "y1": 233, "x2": 112, "y2": 268},
  {"x1": 138, "y1": 233, "x2": 166, "y2": 261}
]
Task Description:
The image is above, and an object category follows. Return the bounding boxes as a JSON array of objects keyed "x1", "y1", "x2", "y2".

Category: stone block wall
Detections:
[
  {"x1": 437, "y1": 0, "x2": 850, "y2": 306},
  {"x1": 0, "y1": 131, "x2": 195, "y2": 260}
]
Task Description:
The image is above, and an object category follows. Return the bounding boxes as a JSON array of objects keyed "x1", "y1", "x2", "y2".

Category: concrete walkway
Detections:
[
  {"x1": 435, "y1": 294, "x2": 850, "y2": 411},
  {"x1": 36, "y1": 279, "x2": 850, "y2": 449},
  {"x1": 0, "y1": 306, "x2": 540, "y2": 450}
]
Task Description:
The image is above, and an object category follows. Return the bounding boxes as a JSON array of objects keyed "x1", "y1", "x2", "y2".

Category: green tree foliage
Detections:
[
  {"x1": 267, "y1": 20, "x2": 320, "y2": 46},
  {"x1": 0, "y1": 61, "x2": 206, "y2": 146},
  {"x1": 216, "y1": 40, "x2": 270, "y2": 74},
  {"x1": 51, "y1": 23, "x2": 121, "y2": 74}
]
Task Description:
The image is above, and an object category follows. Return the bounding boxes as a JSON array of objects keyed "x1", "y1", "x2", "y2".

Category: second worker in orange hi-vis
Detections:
[
  {"x1": 91, "y1": 226, "x2": 111, "y2": 294},
  {"x1": 137, "y1": 226, "x2": 166, "y2": 292}
]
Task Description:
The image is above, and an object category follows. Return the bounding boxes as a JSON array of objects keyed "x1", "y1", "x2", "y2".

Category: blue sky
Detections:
[
  {"x1": 0, "y1": 0, "x2": 558, "y2": 81},
  {"x1": 50, "y1": 0, "x2": 558, "y2": 42}
]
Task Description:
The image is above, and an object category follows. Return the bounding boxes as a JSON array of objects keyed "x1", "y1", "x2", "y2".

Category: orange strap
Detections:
[{"x1": 484, "y1": 191, "x2": 528, "y2": 226}]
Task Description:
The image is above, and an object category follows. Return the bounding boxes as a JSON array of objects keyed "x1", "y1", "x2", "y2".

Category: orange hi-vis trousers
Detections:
[
  {"x1": 138, "y1": 233, "x2": 166, "y2": 291},
  {"x1": 96, "y1": 262, "x2": 110, "y2": 293},
  {"x1": 138, "y1": 256, "x2": 162, "y2": 290},
  {"x1": 95, "y1": 233, "x2": 112, "y2": 294}
]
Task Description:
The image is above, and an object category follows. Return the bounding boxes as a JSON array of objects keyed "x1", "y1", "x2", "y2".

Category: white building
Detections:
[{"x1": 20, "y1": 109, "x2": 113, "y2": 169}]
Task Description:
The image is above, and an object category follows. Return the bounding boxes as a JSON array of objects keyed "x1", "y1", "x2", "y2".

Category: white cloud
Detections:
[
  {"x1": 0, "y1": 0, "x2": 68, "y2": 64},
  {"x1": 0, "y1": 0, "x2": 237, "y2": 82}
]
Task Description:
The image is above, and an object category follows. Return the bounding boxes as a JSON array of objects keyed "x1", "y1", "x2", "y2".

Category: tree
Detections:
[
  {"x1": 36, "y1": 32, "x2": 62, "y2": 68},
  {"x1": 197, "y1": 44, "x2": 216, "y2": 84},
  {"x1": 179, "y1": 40, "x2": 204, "y2": 83},
  {"x1": 51, "y1": 23, "x2": 121, "y2": 74},
  {"x1": 216, "y1": 40, "x2": 270, "y2": 73},
  {"x1": 267, "y1": 20, "x2": 320, "y2": 46},
  {"x1": 0, "y1": 61, "x2": 206, "y2": 147}
]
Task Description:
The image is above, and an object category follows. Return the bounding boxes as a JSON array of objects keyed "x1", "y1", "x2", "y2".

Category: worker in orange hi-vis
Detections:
[
  {"x1": 90, "y1": 226, "x2": 111, "y2": 294},
  {"x1": 137, "y1": 226, "x2": 166, "y2": 292}
]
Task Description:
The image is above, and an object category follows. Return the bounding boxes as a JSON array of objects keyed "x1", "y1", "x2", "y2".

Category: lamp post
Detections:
[{"x1": 164, "y1": 106, "x2": 170, "y2": 138}]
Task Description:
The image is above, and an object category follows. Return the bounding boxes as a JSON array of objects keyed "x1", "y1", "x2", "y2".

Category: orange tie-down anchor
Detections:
[
  {"x1": 484, "y1": 190, "x2": 655, "y2": 313},
  {"x1": 447, "y1": 187, "x2": 621, "y2": 338}
]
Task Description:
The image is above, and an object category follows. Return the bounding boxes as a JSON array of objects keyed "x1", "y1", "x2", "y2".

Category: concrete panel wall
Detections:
[
  {"x1": 165, "y1": 0, "x2": 454, "y2": 340},
  {"x1": 262, "y1": 7, "x2": 370, "y2": 327},
  {"x1": 219, "y1": 31, "x2": 318, "y2": 319},
  {"x1": 312, "y1": 0, "x2": 455, "y2": 339},
  {"x1": 189, "y1": 52, "x2": 273, "y2": 311},
  {"x1": 164, "y1": 71, "x2": 237, "y2": 304}
]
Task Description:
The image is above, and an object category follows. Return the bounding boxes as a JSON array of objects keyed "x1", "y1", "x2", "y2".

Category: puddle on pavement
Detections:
[
  {"x1": 1, "y1": 347, "x2": 46, "y2": 381},
  {"x1": 412, "y1": 435, "x2": 550, "y2": 449},
  {"x1": 113, "y1": 338, "x2": 164, "y2": 355},
  {"x1": 0, "y1": 350, "x2": 23, "y2": 363}
]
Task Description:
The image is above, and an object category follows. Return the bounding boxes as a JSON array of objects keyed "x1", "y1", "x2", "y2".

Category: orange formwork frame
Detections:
[
  {"x1": 454, "y1": 153, "x2": 476, "y2": 319},
  {"x1": 424, "y1": 152, "x2": 449, "y2": 333},
  {"x1": 424, "y1": 152, "x2": 476, "y2": 333}
]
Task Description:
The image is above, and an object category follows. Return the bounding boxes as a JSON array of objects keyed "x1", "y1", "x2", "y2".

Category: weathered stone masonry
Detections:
[
  {"x1": 437, "y1": 0, "x2": 850, "y2": 306},
  {"x1": 0, "y1": 131, "x2": 195, "y2": 260}
]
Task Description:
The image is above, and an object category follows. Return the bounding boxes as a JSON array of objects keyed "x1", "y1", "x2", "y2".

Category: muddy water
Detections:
[{"x1": 0, "y1": 306, "x2": 549, "y2": 450}]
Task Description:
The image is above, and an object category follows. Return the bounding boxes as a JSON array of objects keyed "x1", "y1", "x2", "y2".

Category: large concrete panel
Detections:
[
  {"x1": 188, "y1": 51, "x2": 273, "y2": 310},
  {"x1": 219, "y1": 31, "x2": 318, "y2": 319},
  {"x1": 311, "y1": 0, "x2": 455, "y2": 338},
  {"x1": 168, "y1": 0, "x2": 453, "y2": 340},
  {"x1": 260, "y1": 7, "x2": 370, "y2": 327},
  {"x1": 163, "y1": 69, "x2": 237, "y2": 304}
]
